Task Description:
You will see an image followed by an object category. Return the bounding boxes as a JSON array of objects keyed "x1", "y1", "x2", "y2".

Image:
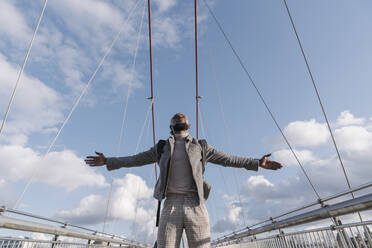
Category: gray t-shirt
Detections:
[{"x1": 166, "y1": 134, "x2": 197, "y2": 195}]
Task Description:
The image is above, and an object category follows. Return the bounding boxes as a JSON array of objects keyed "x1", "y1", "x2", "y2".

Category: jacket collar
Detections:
[
  {"x1": 168, "y1": 134, "x2": 193, "y2": 153},
  {"x1": 169, "y1": 133, "x2": 193, "y2": 142}
]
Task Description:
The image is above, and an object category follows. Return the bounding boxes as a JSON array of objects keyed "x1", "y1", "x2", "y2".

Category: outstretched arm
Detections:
[
  {"x1": 85, "y1": 145, "x2": 157, "y2": 171},
  {"x1": 205, "y1": 144, "x2": 282, "y2": 171}
]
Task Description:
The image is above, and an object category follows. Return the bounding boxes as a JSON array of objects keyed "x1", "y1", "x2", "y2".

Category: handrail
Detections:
[
  {"x1": 0, "y1": 237, "x2": 104, "y2": 246},
  {"x1": 0, "y1": 206, "x2": 134, "y2": 242},
  {"x1": 215, "y1": 181, "x2": 372, "y2": 241},
  {"x1": 212, "y1": 191, "x2": 372, "y2": 245},
  {"x1": 219, "y1": 220, "x2": 372, "y2": 246},
  {"x1": 0, "y1": 215, "x2": 147, "y2": 247}
]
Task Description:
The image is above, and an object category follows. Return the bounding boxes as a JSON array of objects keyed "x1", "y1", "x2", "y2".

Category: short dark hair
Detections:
[{"x1": 171, "y1": 113, "x2": 188, "y2": 124}]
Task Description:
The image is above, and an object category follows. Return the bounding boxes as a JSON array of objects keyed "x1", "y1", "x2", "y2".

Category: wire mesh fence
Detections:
[
  {"x1": 0, "y1": 238, "x2": 128, "y2": 248},
  {"x1": 216, "y1": 221, "x2": 372, "y2": 248}
]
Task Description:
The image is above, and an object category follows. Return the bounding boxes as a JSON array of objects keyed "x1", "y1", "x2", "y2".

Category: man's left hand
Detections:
[{"x1": 259, "y1": 154, "x2": 282, "y2": 170}]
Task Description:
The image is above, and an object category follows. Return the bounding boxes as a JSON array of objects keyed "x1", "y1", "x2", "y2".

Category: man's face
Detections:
[{"x1": 170, "y1": 117, "x2": 190, "y2": 133}]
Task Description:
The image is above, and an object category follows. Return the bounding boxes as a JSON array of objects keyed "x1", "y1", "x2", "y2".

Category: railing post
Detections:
[
  {"x1": 0, "y1": 206, "x2": 6, "y2": 215},
  {"x1": 51, "y1": 234, "x2": 59, "y2": 248},
  {"x1": 278, "y1": 230, "x2": 287, "y2": 248},
  {"x1": 51, "y1": 223, "x2": 65, "y2": 248},
  {"x1": 363, "y1": 225, "x2": 372, "y2": 247},
  {"x1": 333, "y1": 217, "x2": 351, "y2": 248}
]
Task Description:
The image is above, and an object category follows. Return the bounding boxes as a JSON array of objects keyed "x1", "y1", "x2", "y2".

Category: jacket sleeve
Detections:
[
  {"x1": 205, "y1": 143, "x2": 259, "y2": 171},
  {"x1": 106, "y1": 144, "x2": 157, "y2": 171}
]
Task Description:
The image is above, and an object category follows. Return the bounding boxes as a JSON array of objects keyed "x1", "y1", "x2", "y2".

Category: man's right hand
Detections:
[{"x1": 85, "y1": 152, "x2": 107, "y2": 166}]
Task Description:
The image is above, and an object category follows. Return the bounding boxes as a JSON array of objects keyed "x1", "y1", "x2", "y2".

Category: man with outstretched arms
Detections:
[{"x1": 85, "y1": 113, "x2": 282, "y2": 248}]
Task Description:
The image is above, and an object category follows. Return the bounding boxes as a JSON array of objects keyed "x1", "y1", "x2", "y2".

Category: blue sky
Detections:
[{"x1": 1, "y1": 0, "x2": 372, "y2": 244}]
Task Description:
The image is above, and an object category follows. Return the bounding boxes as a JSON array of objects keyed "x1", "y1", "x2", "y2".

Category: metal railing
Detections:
[
  {"x1": 216, "y1": 221, "x2": 372, "y2": 248},
  {"x1": 0, "y1": 207, "x2": 148, "y2": 248},
  {"x1": 213, "y1": 181, "x2": 372, "y2": 247},
  {"x1": 0, "y1": 237, "x2": 108, "y2": 248}
]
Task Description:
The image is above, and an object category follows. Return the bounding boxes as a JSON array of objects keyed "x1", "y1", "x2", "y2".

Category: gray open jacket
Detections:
[{"x1": 106, "y1": 135, "x2": 259, "y2": 204}]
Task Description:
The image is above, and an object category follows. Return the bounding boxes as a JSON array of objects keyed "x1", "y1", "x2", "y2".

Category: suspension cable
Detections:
[
  {"x1": 282, "y1": 0, "x2": 362, "y2": 221},
  {"x1": 206, "y1": 44, "x2": 247, "y2": 227},
  {"x1": 102, "y1": 102, "x2": 152, "y2": 236},
  {"x1": 132, "y1": 103, "x2": 153, "y2": 239},
  {"x1": 146, "y1": 0, "x2": 158, "y2": 180},
  {"x1": 201, "y1": 0, "x2": 321, "y2": 200},
  {"x1": 199, "y1": 104, "x2": 238, "y2": 228},
  {"x1": 13, "y1": 0, "x2": 142, "y2": 210},
  {"x1": 194, "y1": 0, "x2": 200, "y2": 139},
  {"x1": 102, "y1": 0, "x2": 146, "y2": 233},
  {"x1": 116, "y1": 1, "x2": 146, "y2": 158},
  {"x1": 111, "y1": 103, "x2": 153, "y2": 237},
  {"x1": 0, "y1": 0, "x2": 48, "y2": 136}
]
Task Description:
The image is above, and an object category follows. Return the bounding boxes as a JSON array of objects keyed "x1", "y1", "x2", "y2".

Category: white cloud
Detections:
[
  {"x1": 2, "y1": 134, "x2": 29, "y2": 146},
  {"x1": 50, "y1": 0, "x2": 127, "y2": 36},
  {"x1": 101, "y1": 62, "x2": 143, "y2": 94},
  {"x1": 246, "y1": 175, "x2": 274, "y2": 188},
  {"x1": 53, "y1": 41, "x2": 91, "y2": 93},
  {"x1": 0, "y1": 53, "x2": 65, "y2": 139},
  {"x1": 0, "y1": 179, "x2": 5, "y2": 188},
  {"x1": 212, "y1": 173, "x2": 302, "y2": 233},
  {"x1": 274, "y1": 111, "x2": 372, "y2": 194},
  {"x1": 334, "y1": 126, "x2": 372, "y2": 159},
  {"x1": 152, "y1": 17, "x2": 181, "y2": 48},
  {"x1": 241, "y1": 175, "x2": 285, "y2": 205},
  {"x1": 0, "y1": 0, "x2": 213, "y2": 111},
  {"x1": 150, "y1": 1, "x2": 212, "y2": 48},
  {"x1": 57, "y1": 194, "x2": 107, "y2": 224},
  {"x1": 283, "y1": 119, "x2": 329, "y2": 147},
  {"x1": 212, "y1": 197, "x2": 243, "y2": 233},
  {"x1": 0, "y1": 1, "x2": 93, "y2": 97},
  {"x1": 30, "y1": 233, "x2": 53, "y2": 241},
  {"x1": 0, "y1": 0, "x2": 143, "y2": 96},
  {"x1": 47, "y1": 0, "x2": 142, "y2": 55},
  {"x1": 0, "y1": 1, "x2": 32, "y2": 45},
  {"x1": 235, "y1": 111, "x2": 372, "y2": 225},
  {"x1": 336, "y1": 110, "x2": 365, "y2": 126},
  {"x1": 214, "y1": 110, "x2": 372, "y2": 233},
  {"x1": 0, "y1": 145, "x2": 107, "y2": 191},
  {"x1": 272, "y1": 149, "x2": 317, "y2": 167},
  {"x1": 153, "y1": 0, "x2": 177, "y2": 13},
  {"x1": 56, "y1": 173, "x2": 156, "y2": 242}
]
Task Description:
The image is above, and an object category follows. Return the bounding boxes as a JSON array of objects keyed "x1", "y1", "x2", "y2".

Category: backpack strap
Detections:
[
  {"x1": 155, "y1": 139, "x2": 166, "y2": 228},
  {"x1": 155, "y1": 200, "x2": 161, "y2": 227},
  {"x1": 198, "y1": 139, "x2": 208, "y2": 172},
  {"x1": 156, "y1": 140, "x2": 166, "y2": 162}
]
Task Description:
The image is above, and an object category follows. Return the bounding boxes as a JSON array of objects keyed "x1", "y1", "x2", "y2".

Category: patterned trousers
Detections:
[{"x1": 157, "y1": 193, "x2": 211, "y2": 248}]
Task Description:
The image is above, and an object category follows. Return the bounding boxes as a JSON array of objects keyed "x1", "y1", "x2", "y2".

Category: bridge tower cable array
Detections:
[
  {"x1": 198, "y1": 105, "x2": 228, "y2": 229},
  {"x1": 12, "y1": 0, "x2": 143, "y2": 210},
  {"x1": 102, "y1": 0, "x2": 147, "y2": 233},
  {"x1": 201, "y1": 0, "x2": 321, "y2": 200},
  {"x1": 282, "y1": 0, "x2": 363, "y2": 222},
  {"x1": 0, "y1": 0, "x2": 48, "y2": 136},
  {"x1": 197, "y1": 0, "x2": 249, "y2": 228},
  {"x1": 205, "y1": 42, "x2": 249, "y2": 227},
  {"x1": 131, "y1": 103, "x2": 154, "y2": 240}
]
